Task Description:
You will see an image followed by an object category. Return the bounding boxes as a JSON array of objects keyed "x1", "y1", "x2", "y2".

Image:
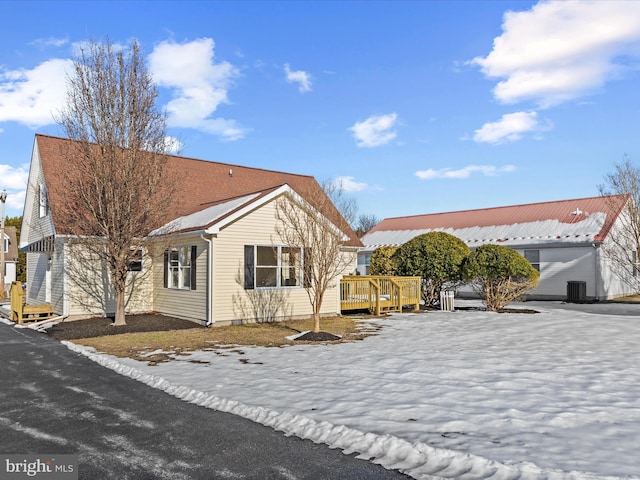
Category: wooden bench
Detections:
[{"x1": 9, "y1": 281, "x2": 54, "y2": 325}]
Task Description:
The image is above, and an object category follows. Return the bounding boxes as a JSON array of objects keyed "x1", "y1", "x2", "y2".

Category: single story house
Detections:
[
  {"x1": 20, "y1": 134, "x2": 361, "y2": 325},
  {"x1": 358, "y1": 195, "x2": 634, "y2": 301},
  {"x1": 2, "y1": 226, "x2": 19, "y2": 291}
]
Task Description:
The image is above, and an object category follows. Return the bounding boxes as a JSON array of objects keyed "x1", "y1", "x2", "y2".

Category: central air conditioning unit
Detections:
[{"x1": 567, "y1": 281, "x2": 587, "y2": 303}]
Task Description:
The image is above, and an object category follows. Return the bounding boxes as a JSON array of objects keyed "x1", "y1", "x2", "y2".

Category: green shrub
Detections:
[
  {"x1": 369, "y1": 246, "x2": 399, "y2": 275},
  {"x1": 393, "y1": 232, "x2": 470, "y2": 306},
  {"x1": 463, "y1": 244, "x2": 540, "y2": 311}
]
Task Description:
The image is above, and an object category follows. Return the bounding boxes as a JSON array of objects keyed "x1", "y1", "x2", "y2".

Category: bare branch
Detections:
[
  {"x1": 54, "y1": 38, "x2": 174, "y2": 325},
  {"x1": 599, "y1": 156, "x2": 640, "y2": 292},
  {"x1": 275, "y1": 188, "x2": 354, "y2": 333}
]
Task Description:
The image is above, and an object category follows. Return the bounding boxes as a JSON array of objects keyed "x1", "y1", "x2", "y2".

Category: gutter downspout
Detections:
[
  {"x1": 200, "y1": 233, "x2": 214, "y2": 327},
  {"x1": 593, "y1": 243, "x2": 601, "y2": 301}
]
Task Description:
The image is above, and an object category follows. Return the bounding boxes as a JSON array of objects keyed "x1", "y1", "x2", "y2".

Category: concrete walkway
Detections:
[{"x1": 0, "y1": 322, "x2": 408, "y2": 480}]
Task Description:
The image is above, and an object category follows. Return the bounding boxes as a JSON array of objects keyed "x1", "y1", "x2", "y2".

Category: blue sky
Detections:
[{"x1": 1, "y1": 1, "x2": 640, "y2": 221}]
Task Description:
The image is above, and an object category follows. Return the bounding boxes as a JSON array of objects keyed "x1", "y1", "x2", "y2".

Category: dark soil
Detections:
[
  {"x1": 47, "y1": 314, "x2": 205, "y2": 341},
  {"x1": 497, "y1": 308, "x2": 539, "y2": 314},
  {"x1": 455, "y1": 306, "x2": 539, "y2": 314},
  {"x1": 294, "y1": 331, "x2": 342, "y2": 342}
]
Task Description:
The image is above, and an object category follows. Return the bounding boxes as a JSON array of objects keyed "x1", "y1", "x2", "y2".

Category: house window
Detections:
[
  {"x1": 358, "y1": 253, "x2": 371, "y2": 275},
  {"x1": 524, "y1": 249, "x2": 540, "y2": 272},
  {"x1": 128, "y1": 248, "x2": 143, "y2": 272},
  {"x1": 38, "y1": 184, "x2": 49, "y2": 218},
  {"x1": 245, "y1": 245, "x2": 302, "y2": 289},
  {"x1": 633, "y1": 250, "x2": 639, "y2": 278},
  {"x1": 165, "y1": 245, "x2": 197, "y2": 290},
  {"x1": 2, "y1": 235, "x2": 7, "y2": 254}
]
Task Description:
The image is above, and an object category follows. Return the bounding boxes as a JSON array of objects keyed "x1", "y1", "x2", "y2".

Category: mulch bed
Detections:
[
  {"x1": 46, "y1": 314, "x2": 205, "y2": 341},
  {"x1": 294, "y1": 331, "x2": 342, "y2": 342}
]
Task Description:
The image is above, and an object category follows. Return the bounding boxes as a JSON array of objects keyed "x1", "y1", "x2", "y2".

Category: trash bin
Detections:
[{"x1": 440, "y1": 290, "x2": 455, "y2": 311}]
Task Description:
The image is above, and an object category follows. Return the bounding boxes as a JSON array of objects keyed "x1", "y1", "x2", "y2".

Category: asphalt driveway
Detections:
[
  {"x1": 523, "y1": 299, "x2": 640, "y2": 316},
  {"x1": 0, "y1": 322, "x2": 408, "y2": 479}
]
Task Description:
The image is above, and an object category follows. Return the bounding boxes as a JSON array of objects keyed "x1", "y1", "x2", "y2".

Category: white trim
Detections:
[
  {"x1": 167, "y1": 245, "x2": 192, "y2": 290},
  {"x1": 205, "y1": 185, "x2": 292, "y2": 235},
  {"x1": 206, "y1": 184, "x2": 350, "y2": 244},
  {"x1": 20, "y1": 141, "x2": 40, "y2": 249},
  {"x1": 200, "y1": 233, "x2": 214, "y2": 326},
  {"x1": 252, "y1": 244, "x2": 304, "y2": 289},
  {"x1": 45, "y1": 258, "x2": 51, "y2": 303},
  {"x1": 63, "y1": 242, "x2": 70, "y2": 316}
]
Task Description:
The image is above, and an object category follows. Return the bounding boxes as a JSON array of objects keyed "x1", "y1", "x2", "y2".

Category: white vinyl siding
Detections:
[
  {"x1": 152, "y1": 235, "x2": 208, "y2": 323},
  {"x1": 212, "y1": 198, "x2": 353, "y2": 325},
  {"x1": 25, "y1": 146, "x2": 55, "y2": 242},
  {"x1": 50, "y1": 238, "x2": 65, "y2": 315},
  {"x1": 599, "y1": 237, "x2": 638, "y2": 300},
  {"x1": 457, "y1": 246, "x2": 600, "y2": 301},
  {"x1": 24, "y1": 144, "x2": 56, "y2": 305},
  {"x1": 523, "y1": 247, "x2": 595, "y2": 298},
  {"x1": 65, "y1": 242, "x2": 154, "y2": 317},
  {"x1": 26, "y1": 253, "x2": 48, "y2": 305}
]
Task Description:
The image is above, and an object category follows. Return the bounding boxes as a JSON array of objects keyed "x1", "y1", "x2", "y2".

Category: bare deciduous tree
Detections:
[
  {"x1": 55, "y1": 39, "x2": 174, "y2": 326},
  {"x1": 354, "y1": 213, "x2": 380, "y2": 237},
  {"x1": 599, "y1": 157, "x2": 640, "y2": 291},
  {"x1": 275, "y1": 189, "x2": 355, "y2": 333},
  {"x1": 322, "y1": 178, "x2": 358, "y2": 227},
  {"x1": 322, "y1": 178, "x2": 379, "y2": 237}
]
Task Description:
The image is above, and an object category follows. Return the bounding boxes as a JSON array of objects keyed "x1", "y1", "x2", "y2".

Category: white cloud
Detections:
[
  {"x1": 29, "y1": 36, "x2": 69, "y2": 48},
  {"x1": 163, "y1": 136, "x2": 183, "y2": 154},
  {"x1": 472, "y1": 1, "x2": 640, "y2": 107},
  {"x1": 349, "y1": 113, "x2": 398, "y2": 148},
  {"x1": 0, "y1": 163, "x2": 29, "y2": 210},
  {"x1": 0, "y1": 58, "x2": 71, "y2": 128},
  {"x1": 148, "y1": 38, "x2": 247, "y2": 141},
  {"x1": 333, "y1": 176, "x2": 368, "y2": 193},
  {"x1": 284, "y1": 64, "x2": 312, "y2": 93},
  {"x1": 415, "y1": 164, "x2": 516, "y2": 180},
  {"x1": 473, "y1": 111, "x2": 552, "y2": 144},
  {"x1": 0, "y1": 37, "x2": 246, "y2": 140}
]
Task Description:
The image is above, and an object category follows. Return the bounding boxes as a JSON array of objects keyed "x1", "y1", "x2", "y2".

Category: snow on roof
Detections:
[
  {"x1": 151, "y1": 192, "x2": 260, "y2": 235},
  {"x1": 361, "y1": 195, "x2": 627, "y2": 250},
  {"x1": 362, "y1": 212, "x2": 607, "y2": 248}
]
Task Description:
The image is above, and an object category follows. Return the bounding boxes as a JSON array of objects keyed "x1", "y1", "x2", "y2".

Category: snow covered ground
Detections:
[{"x1": 36, "y1": 302, "x2": 640, "y2": 479}]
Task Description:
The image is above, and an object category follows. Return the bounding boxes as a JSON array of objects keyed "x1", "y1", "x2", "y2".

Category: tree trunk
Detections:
[
  {"x1": 312, "y1": 289, "x2": 323, "y2": 333},
  {"x1": 113, "y1": 286, "x2": 127, "y2": 326}
]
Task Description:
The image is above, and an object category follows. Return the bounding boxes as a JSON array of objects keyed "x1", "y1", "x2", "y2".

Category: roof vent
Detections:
[{"x1": 570, "y1": 208, "x2": 583, "y2": 216}]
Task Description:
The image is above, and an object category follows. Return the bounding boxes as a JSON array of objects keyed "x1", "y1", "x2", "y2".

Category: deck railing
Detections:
[{"x1": 340, "y1": 275, "x2": 421, "y2": 315}]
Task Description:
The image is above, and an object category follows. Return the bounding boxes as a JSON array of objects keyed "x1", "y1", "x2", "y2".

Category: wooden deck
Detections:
[
  {"x1": 9, "y1": 281, "x2": 53, "y2": 325},
  {"x1": 340, "y1": 276, "x2": 421, "y2": 315}
]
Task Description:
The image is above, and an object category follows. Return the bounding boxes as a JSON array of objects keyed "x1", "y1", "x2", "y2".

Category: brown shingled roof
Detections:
[
  {"x1": 2, "y1": 226, "x2": 19, "y2": 262},
  {"x1": 36, "y1": 134, "x2": 361, "y2": 247},
  {"x1": 367, "y1": 195, "x2": 628, "y2": 243}
]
